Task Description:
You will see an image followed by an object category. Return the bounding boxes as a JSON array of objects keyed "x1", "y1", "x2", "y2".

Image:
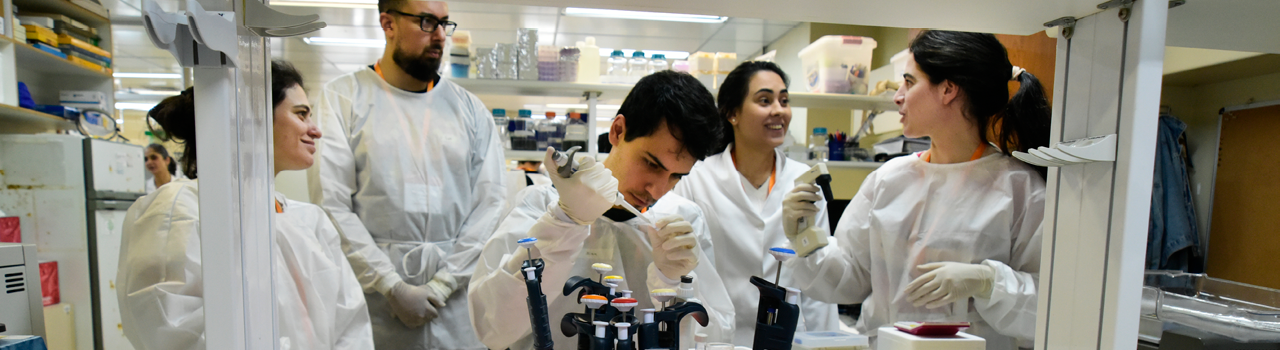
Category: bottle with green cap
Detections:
[{"x1": 648, "y1": 54, "x2": 668, "y2": 74}]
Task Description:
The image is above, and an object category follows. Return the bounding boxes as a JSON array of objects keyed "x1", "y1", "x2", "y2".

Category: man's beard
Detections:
[{"x1": 392, "y1": 43, "x2": 442, "y2": 83}]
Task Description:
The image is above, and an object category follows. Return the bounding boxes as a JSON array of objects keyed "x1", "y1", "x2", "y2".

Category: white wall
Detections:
[{"x1": 276, "y1": 170, "x2": 310, "y2": 203}]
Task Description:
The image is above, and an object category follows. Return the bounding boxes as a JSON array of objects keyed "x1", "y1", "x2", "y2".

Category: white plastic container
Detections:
[
  {"x1": 877, "y1": 327, "x2": 985, "y2": 350},
  {"x1": 798, "y1": 35, "x2": 878, "y2": 94},
  {"x1": 577, "y1": 37, "x2": 601, "y2": 84},
  {"x1": 890, "y1": 49, "x2": 910, "y2": 82}
]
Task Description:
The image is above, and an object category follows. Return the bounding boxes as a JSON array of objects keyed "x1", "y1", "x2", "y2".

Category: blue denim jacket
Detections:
[{"x1": 1147, "y1": 115, "x2": 1200, "y2": 271}]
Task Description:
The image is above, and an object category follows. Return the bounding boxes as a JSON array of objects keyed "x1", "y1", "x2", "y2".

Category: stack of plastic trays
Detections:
[
  {"x1": 558, "y1": 47, "x2": 581, "y2": 82},
  {"x1": 495, "y1": 43, "x2": 518, "y2": 80},
  {"x1": 517, "y1": 28, "x2": 539, "y2": 80},
  {"x1": 476, "y1": 47, "x2": 495, "y2": 79},
  {"x1": 538, "y1": 45, "x2": 559, "y2": 81}
]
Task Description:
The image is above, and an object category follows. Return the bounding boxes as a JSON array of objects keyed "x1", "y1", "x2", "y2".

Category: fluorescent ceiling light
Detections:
[
  {"x1": 599, "y1": 48, "x2": 690, "y2": 60},
  {"x1": 270, "y1": 0, "x2": 376, "y2": 9},
  {"x1": 303, "y1": 37, "x2": 385, "y2": 48},
  {"x1": 563, "y1": 7, "x2": 727, "y2": 23},
  {"x1": 545, "y1": 104, "x2": 621, "y2": 110},
  {"x1": 114, "y1": 72, "x2": 182, "y2": 79},
  {"x1": 116, "y1": 102, "x2": 159, "y2": 111}
]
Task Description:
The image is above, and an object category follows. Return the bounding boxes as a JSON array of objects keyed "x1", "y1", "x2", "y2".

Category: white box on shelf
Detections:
[{"x1": 798, "y1": 36, "x2": 877, "y2": 94}]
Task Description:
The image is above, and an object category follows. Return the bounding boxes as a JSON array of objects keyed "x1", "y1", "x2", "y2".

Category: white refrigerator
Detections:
[{"x1": 0, "y1": 134, "x2": 145, "y2": 350}]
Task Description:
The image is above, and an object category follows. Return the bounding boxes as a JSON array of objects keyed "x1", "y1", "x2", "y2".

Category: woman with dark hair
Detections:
[
  {"x1": 672, "y1": 61, "x2": 839, "y2": 343},
  {"x1": 117, "y1": 60, "x2": 374, "y2": 350},
  {"x1": 783, "y1": 30, "x2": 1049, "y2": 349},
  {"x1": 143, "y1": 143, "x2": 178, "y2": 193}
]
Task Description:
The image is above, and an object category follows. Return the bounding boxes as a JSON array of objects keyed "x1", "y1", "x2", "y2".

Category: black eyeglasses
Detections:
[{"x1": 386, "y1": 10, "x2": 457, "y2": 35}]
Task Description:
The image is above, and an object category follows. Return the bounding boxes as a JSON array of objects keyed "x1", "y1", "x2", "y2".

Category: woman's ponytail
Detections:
[{"x1": 999, "y1": 71, "x2": 1052, "y2": 177}]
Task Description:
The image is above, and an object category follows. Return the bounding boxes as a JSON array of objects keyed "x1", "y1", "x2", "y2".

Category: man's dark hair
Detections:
[
  {"x1": 616, "y1": 70, "x2": 722, "y2": 160},
  {"x1": 378, "y1": 0, "x2": 408, "y2": 13}
]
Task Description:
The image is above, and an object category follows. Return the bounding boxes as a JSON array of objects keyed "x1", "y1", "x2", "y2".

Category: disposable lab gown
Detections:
[
  {"x1": 672, "y1": 144, "x2": 840, "y2": 345},
  {"x1": 469, "y1": 185, "x2": 736, "y2": 350},
  {"x1": 789, "y1": 149, "x2": 1044, "y2": 349},
  {"x1": 116, "y1": 179, "x2": 373, "y2": 350},
  {"x1": 308, "y1": 70, "x2": 506, "y2": 349}
]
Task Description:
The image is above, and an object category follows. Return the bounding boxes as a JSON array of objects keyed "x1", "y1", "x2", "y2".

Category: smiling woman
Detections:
[{"x1": 116, "y1": 59, "x2": 374, "y2": 350}]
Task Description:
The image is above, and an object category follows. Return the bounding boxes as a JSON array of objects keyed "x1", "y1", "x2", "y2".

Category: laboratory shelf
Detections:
[
  {"x1": 2, "y1": 36, "x2": 112, "y2": 79},
  {"x1": 788, "y1": 92, "x2": 897, "y2": 111},
  {"x1": 450, "y1": 78, "x2": 897, "y2": 111},
  {"x1": 451, "y1": 78, "x2": 635, "y2": 100},
  {"x1": 0, "y1": 103, "x2": 76, "y2": 130},
  {"x1": 504, "y1": 150, "x2": 548, "y2": 161},
  {"x1": 13, "y1": 0, "x2": 111, "y2": 27},
  {"x1": 802, "y1": 159, "x2": 885, "y2": 170}
]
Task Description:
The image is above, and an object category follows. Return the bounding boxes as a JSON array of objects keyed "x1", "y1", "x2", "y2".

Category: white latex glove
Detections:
[
  {"x1": 643, "y1": 215, "x2": 698, "y2": 281},
  {"x1": 424, "y1": 270, "x2": 457, "y2": 307},
  {"x1": 903, "y1": 262, "x2": 996, "y2": 309},
  {"x1": 386, "y1": 281, "x2": 445, "y2": 327},
  {"x1": 545, "y1": 147, "x2": 619, "y2": 225},
  {"x1": 782, "y1": 183, "x2": 824, "y2": 242}
]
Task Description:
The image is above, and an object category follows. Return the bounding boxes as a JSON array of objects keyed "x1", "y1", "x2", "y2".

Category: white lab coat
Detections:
[
  {"x1": 308, "y1": 70, "x2": 507, "y2": 349},
  {"x1": 116, "y1": 179, "x2": 373, "y2": 350},
  {"x1": 469, "y1": 185, "x2": 736, "y2": 350},
  {"x1": 788, "y1": 149, "x2": 1044, "y2": 349},
  {"x1": 672, "y1": 144, "x2": 840, "y2": 345}
]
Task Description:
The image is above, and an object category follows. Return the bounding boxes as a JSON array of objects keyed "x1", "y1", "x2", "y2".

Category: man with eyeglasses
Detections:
[{"x1": 307, "y1": 1, "x2": 505, "y2": 349}]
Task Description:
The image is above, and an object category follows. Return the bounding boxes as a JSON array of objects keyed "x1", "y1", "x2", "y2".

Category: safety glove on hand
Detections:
[
  {"x1": 782, "y1": 183, "x2": 824, "y2": 243},
  {"x1": 643, "y1": 215, "x2": 699, "y2": 281},
  {"x1": 545, "y1": 147, "x2": 619, "y2": 225},
  {"x1": 386, "y1": 281, "x2": 445, "y2": 327},
  {"x1": 903, "y1": 262, "x2": 996, "y2": 309},
  {"x1": 423, "y1": 270, "x2": 457, "y2": 307}
]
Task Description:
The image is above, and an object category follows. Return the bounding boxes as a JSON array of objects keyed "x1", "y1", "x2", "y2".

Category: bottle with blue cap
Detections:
[
  {"x1": 628, "y1": 51, "x2": 648, "y2": 80},
  {"x1": 809, "y1": 127, "x2": 829, "y2": 161},
  {"x1": 648, "y1": 54, "x2": 668, "y2": 74},
  {"x1": 492, "y1": 108, "x2": 510, "y2": 150},
  {"x1": 607, "y1": 50, "x2": 629, "y2": 84}
]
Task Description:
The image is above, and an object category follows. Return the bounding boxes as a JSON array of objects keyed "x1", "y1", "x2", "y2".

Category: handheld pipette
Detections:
[{"x1": 768, "y1": 247, "x2": 796, "y2": 287}]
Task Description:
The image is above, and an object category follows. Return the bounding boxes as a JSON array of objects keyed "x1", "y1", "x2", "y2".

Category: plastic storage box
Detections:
[
  {"x1": 877, "y1": 326, "x2": 985, "y2": 350},
  {"x1": 798, "y1": 35, "x2": 877, "y2": 94},
  {"x1": 1142, "y1": 271, "x2": 1280, "y2": 343}
]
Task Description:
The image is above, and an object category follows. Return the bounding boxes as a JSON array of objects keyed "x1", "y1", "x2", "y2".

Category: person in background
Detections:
[
  {"x1": 117, "y1": 60, "x2": 373, "y2": 350},
  {"x1": 782, "y1": 30, "x2": 1050, "y2": 349},
  {"x1": 672, "y1": 61, "x2": 840, "y2": 344},
  {"x1": 469, "y1": 71, "x2": 736, "y2": 350},
  {"x1": 307, "y1": 0, "x2": 506, "y2": 348},
  {"x1": 143, "y1": 143, "x2": 177, "y2": 193}
]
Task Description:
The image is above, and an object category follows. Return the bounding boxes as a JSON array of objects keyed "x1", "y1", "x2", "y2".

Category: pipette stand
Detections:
[
  {"x1": 524, "y1": 259, "x2": 555, "y2": 350},
  {"x1": 751, "y1": 276, "x2": 799, "y2": 350},
  {"x1": 563, "y1": 276, "x2": 621, "y2": 350},
  {"x1": 637, "y1": 301, "x2": 709, "y2": 350}
]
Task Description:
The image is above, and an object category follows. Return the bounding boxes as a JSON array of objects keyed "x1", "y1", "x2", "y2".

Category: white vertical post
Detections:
[
  {"x1": 587, "y1": 91, "x2": 600, "y2": 156},
  {"x1": 1035, "y1": 1, "x2": 1165, "y2": 349},
  {"x1": 194, "y1": 0, "x2": 277, "y2": 349}
]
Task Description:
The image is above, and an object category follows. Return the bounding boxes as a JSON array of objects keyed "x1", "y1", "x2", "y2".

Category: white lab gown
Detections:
[
  {"x1": 672, "y1": 144, "x2": 840, "y2": 345},
  {"x1": 788, "y1": 149, "x2": 1044, "y2": 349},
  {"x1": 116, "y1": 179, "x2": 373, "y2": 350},
  {"x1": 308, "y1": 69, "x2": 507, "y2": 350},
  {"x1": 469, "y1": 185, "x2": 736, "y2": 350}
]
